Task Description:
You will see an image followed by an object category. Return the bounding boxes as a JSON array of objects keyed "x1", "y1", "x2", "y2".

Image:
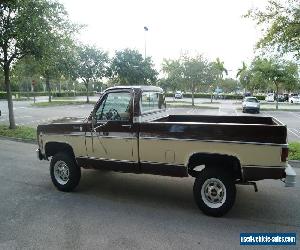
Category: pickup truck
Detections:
[{"x1": 37, "y1": 86, "x2": 296, "y2": 216}]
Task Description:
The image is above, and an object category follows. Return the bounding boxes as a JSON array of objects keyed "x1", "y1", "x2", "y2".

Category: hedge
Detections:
[
  {"x1": 0, "y1": 91, "x2": 95, "y2": 99},
  {"x1": 165, "y1": 92, "x2": 266, "y2": 100}
]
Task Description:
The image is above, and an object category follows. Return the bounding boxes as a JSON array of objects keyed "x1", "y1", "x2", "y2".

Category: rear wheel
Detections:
[
  {"x1": 193, "y1": 168, "x2": 236, "y2": 217},
  {"x1": 50, "y1": 152, "x2": 81, "y2": 192}
]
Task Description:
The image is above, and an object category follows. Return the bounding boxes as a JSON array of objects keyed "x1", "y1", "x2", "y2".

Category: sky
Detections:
[{"x1": 60, "y1": 0, "x2": 267, "y2": 78}]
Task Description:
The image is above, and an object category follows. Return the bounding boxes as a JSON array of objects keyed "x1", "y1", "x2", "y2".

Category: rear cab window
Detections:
[{"x1": 140, "y1": 91, "x2": 166, "y2": 114}]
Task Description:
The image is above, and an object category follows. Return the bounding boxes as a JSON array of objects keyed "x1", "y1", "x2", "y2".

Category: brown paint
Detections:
[{"x1": 243, "y1": 166, "x2": 286, "y2": 181}]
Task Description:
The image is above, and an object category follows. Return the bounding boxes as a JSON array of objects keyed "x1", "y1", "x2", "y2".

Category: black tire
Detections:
[
  {"x1": 50, "y1": 152, "x2": 81, "y2": 192},
  {"x1": 193, "y1": 168, "x2": 236, "y2": 217}
]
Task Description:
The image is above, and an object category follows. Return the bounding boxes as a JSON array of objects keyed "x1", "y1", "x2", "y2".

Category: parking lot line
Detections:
[
  {"x1": 290, "y1": 112, "x2": 300, "y2": 119},
  {"x1": 287, "y1": 128, "x2": 300, "y2": 139}
]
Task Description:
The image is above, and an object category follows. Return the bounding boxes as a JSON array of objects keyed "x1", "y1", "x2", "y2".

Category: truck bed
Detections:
[
  {"x1": 140, "y1": 114, "x2": 287, "y2": 144},
  {"x1": 155, "y1": 115, "x2": 278, "y2": 125}
]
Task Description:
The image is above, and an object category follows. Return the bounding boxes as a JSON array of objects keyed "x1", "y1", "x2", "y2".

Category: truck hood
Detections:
[
  {"x1": 37, "y1": 117, "x2": 89, "y2": 135},
  {"x1": 50, "y1": 117, "x2": 87, "y2": 124}
]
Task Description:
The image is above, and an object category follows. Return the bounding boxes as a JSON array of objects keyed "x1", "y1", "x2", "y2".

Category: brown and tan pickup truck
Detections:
[{"x1": 37, "y1": 86, "x2": 296, "y2": 216}]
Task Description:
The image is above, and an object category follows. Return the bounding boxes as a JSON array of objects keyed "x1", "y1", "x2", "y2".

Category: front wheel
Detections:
[
  {"x1": 50, "y1": 152, "x2": 81, "y2": 192},
  {"x1": 193, "y1": 168, "x2": 236, "y2": 217}
]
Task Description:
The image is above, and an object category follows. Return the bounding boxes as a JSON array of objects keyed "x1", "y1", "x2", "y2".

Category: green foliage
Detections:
[
  {"x1": 181, "y1": 54, "x2": 210, "y2": 90},
  {"x1": 240, "y1": 57, "x2": 299, "y2": 94},
  {"x1": 32, "y1": 101, "x2": 94, "y2": 107},
  {"x1": 251, "y1": 57, "x2": 299, "y2": 92},
  {"x1": 289, "y1": 142, "x2": 300, "y2": 160},
  {"x1": 164, "y1": 92, "x2": 246, "y2": 100},
  {"x1": 246, "y1": 0, "x2": 300, "y2": 59},
  {"x1": 0, "y1": 91, "x2": 95, "y2": 99},
  {"x1": 220, "y1": 78, "x2": 240, "y2": 93},
  {"x1": 111, "y1": 49, "x2": 158, "y2": 85},
  {"x1": 76, "y1": 45, "x2": 110, "y2": 84},
  {"x1": 161, "y1": 59, "x2": 184, "y2": 91},
  {"x1": 0, "y1": 125, "x2": 36, "y2": 140},
  {"x1": 0, "y1": 0, "x2": 81, "y2": 127},
  {"x1": 160, "y1": 54, "x2": 215, "y2": 106}
]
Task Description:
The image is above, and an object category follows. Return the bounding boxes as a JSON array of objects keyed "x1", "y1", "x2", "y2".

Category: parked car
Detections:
[
  {"x1": 36, "y1": 86, "x2": 296, "y2": 217},
  {"x1": 174, "y1": 91, "x2": 183, "y2": 99},
  {"x1": 265, "y1": 93, "x2": 275, "y2": 102},
  {"x1": 276, "y1": 94, "x2": 285, "y2": 102},
  {"x1": 243, "y1": 92, "x2": 252, "y2": 97},
  {"x1": 242, "y1": 96, "x2": 260, "y2": 113},
  {"x1": 289, "y1": 95, "x2": 300, "y2": 104}
]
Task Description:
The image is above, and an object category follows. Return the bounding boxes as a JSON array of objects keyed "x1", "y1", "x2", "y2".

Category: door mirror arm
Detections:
[{"x1": 93, "y1": 121, "x2": 108, "y2": 132}]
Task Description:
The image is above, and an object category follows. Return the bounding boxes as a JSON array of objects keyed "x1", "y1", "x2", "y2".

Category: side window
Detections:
[{"x1": 95, "y1": 92, "x2": 132, "y2": 121}]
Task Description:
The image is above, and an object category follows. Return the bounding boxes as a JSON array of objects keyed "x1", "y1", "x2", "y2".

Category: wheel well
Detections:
[
  {"x1": 45, "y1": 142, "x2": 75, "y2": 159},
  {"x1": 187, "y1": 153, "x2": 242, "y2": 180}
]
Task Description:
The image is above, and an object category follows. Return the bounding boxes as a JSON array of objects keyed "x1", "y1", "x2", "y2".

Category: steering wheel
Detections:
[{"x1": 106, "y1": 108, "x2": 121, "y2": 120}]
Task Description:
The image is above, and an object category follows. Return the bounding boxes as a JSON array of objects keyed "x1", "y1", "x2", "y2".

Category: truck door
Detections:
[{"x1": 88, "y1": 90, "x2": 138, "y2": 163}]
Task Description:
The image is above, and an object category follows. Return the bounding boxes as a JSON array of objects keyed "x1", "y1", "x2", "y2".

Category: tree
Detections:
[
  {"x1": 210, "y1": 58, "x2": 228, "y2": 102},
  {"x1": 220, "y1": 78, "x2": 240, "y2": 93},
  {"x1": 250, "y1": 57, "x2": 299, "y2": 109},
  {"x1": 76, "y1": 45, "x2": 109, "y2": 103},
  {"x1": 161, "y1": 59, "x2": 183, "y2": 92},
  {"x1": 236, "y1": 62, "x2": 249, "y2": 92},
  {"x1": 246, "y1": 0, "x2": 300, "y2": 59},
  {"x1": 11, "y1": 56, "x2": 41, "y2": 94},
  {"x1": 111, "y1": 49, "x2": 158, "y2": 85},
  {"x1": 0, "y1": 0, "x2": 79, "y2": 128},
  {"x1": 181, "y1": 54, "x2": 209, "y2": 106}
]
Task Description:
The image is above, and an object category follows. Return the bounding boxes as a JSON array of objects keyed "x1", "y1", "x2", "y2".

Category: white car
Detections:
[
  {"x1": 174, "y1": 91, "x2": 183, "y2": 99},
  {"x1": 289, "y1": 96, "x2": 300, "y2": 104},
  {"x1": 265, "y1": 93, "x2": 275, "y2": 102},
  {"x1": 242, "y1": 97, "x2": 260, "y2": 113}
]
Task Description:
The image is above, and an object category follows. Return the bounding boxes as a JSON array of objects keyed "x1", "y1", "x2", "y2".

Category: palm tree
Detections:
[
  {"x1": 211, "y1": 58, "x2": 228, "y2": 102},
  {"x1": 236, "y1": 61, "x2": 250, "y2": 93}
]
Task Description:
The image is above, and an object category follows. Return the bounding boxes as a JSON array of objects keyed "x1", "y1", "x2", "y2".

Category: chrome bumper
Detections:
[
  {"x1": 284, "y1": 164, "x2": 296, "y2": 187},
  {"x1": 36, "y1": 149, "x2": 45, "y2": 160}
]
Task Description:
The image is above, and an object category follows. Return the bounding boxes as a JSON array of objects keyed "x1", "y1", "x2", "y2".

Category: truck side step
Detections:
[{"x1": 236, "y1": 181, "x2": 258, "y2": 192}]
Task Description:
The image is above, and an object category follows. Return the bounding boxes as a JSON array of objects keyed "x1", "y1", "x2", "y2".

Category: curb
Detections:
[
  {"x1": 289, "y1": 160, "x2": 300, "y2": 169},
  {"x1": 0, "y1": 136, "x2": 36, "y2": 145}
]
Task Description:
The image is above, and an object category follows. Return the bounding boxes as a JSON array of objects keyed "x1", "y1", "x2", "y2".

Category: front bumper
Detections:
[
  {"x1": 36, "y1": 148, "x2": 46, "y2": 160},
  {"x1": 244, "y1": 107, "x2": 260, "y2": 112},
  {"x1": 284, "y1": 164, "x2": 296, "y2": 187}
]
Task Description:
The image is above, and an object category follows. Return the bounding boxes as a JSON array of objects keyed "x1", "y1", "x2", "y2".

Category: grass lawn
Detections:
[
  {"x1": 0, "y1": 125, "x2": 36, "y2": 140},
  {"x1": 289, "y1": 142, "x2": 300, "y2": 160},
  {"x1": 167, "y1": 103, "x2": 218, "y2": 109},
  {"x1": 31, "y1": 100, "x2": 96, "y2": 107}
]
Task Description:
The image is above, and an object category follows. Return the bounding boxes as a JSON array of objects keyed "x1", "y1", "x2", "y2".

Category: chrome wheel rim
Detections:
[
  {"x1": 53, "y1": 161, "x2": 69, "y2": 185},
  {"x1": 201, "y1": 178, "x2": 226, "y2": 208}
]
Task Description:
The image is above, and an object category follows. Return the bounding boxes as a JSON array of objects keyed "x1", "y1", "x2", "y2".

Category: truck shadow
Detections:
[
  {"x1": 78, "y1": 169, "x2": 198, "y2": 213},
  {"x1": 75, "y1": 170, "x2": 300, "y2": 226}
]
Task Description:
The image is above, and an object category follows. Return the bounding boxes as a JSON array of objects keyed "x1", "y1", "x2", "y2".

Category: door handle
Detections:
[{"x1": 121, "y1": 124, "x2": 132, "y2": 128}]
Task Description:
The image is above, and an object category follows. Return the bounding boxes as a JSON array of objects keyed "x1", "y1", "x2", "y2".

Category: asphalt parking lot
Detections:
[{"x1": 0, "y1": 139, "x2": 299, "y2": 249}]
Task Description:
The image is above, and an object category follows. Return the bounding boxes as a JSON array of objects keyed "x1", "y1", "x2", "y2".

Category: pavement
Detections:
[
  {"x1": 1, "y1": 98, "x2": 300, "y2": 142},
  {"x1": 0, "y1": 139, "x2": 299, "y2": 249}
]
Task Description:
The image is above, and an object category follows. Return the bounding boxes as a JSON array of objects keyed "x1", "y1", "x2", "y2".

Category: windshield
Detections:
[{"x1": 245, "y1": 98, "x2": 258, "y2": 103}]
